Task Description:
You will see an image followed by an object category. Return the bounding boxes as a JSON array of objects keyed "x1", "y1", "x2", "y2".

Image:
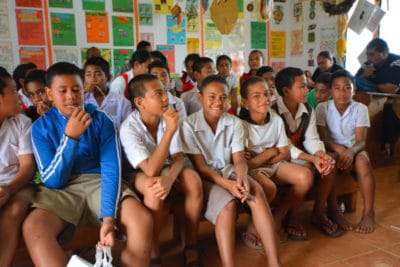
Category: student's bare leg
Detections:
[
  {"x1": 215, "y1": 201, "x2": 237, "y2": 267},
  {"x1": 354, "y1": 152, "x2": 375, "y2": 233},
  {"x1": 118, "y1": 197, "x2": 153, "y2": 267},
  {"x1": 22, "y1": 209, "x2": 68, "y2": 267},
  {"x1": 0, "y1": 196, "x2": 30, "y2": 267}
]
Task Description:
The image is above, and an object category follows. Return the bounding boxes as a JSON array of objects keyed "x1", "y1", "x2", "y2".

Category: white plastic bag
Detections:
[{"x1": 67, "y1": 246, "x2": 113, "y2": 267}]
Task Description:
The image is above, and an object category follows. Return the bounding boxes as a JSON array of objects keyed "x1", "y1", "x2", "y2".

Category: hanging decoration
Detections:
[
  {"x1": 258, "y1": 0, "x2": 273, "y2": 21},
  {"x1": 210, "y1": 0, "x2": 238, "y2": 34},
  {"x1": 321, "y1": 0, "x2": 356, "y2": 16}
]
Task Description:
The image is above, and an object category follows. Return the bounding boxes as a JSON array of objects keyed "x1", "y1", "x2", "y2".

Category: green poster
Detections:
[
  {"x1": 138, "y1": 3, "x2": 153, "y2": 25},
  {"x1": 112, "y1": 16, "x2": 134, "y2": 46},
  {"x1": 83, "y1": 0, "x2": 105, "y2": 11},
  {"x1": 251, "y1": 21, "x2": 266, "y2": 49},
  {"x1": 112, "y1": 0, "x2": 133, "y2": 12},
  {"x1": 49, "y1": 0, "x2": 73, "y2": 8},
  {"x1": 113, "y1": 49, "x2": 133, "y2": 77},
  {"x1": 50, "y1": 13, "x2": 76, "y2": 45}
]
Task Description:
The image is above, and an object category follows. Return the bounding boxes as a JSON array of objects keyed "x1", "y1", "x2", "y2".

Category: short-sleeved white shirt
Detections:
[
  {"x1": 167, "y1": 91, "x2": 187, "y2": 123},
  {"x1": 85, "y1": 91, "x2": 132, "y2": 129},
  {"x1": 181, "y1": 111, "x2": 244, "y2": 177},
  {"x1": 181, "y1": 87, "x2": 202, "y2": 116},
  {"x1": 225, "y1": 74, "x2": 239, "y2": 91},
  {"x1": 110, "y1": 70, "x2": 133, "y2": 96},
  {"x1": 120, "y1": 109, "x2": 182, "y2": 169},
  {"x1": 316, "y1": 100, "x2": 370, "y2": 148},
  {"x1": 243, "y1": 112, "x2": 288, "y2": 155},
  {"x1": 0, "y1": 114, "x2": 32, "y2": 185}
]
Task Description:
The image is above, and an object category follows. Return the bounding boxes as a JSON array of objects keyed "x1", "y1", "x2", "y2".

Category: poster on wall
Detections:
[
  {"x1": 153, "y1": 0, "x2": 173, "y2": 14},
  {"x1": 86, "y1": 12, "x2": 109, "y2": 43},
  {"x1": 186, "y1": 38, "x2": 199, "y2": 54},
  {"x1": 156, "y1": 45, "x2": 176, "y2": 73},
  {"x1": 251, "y1": 21, "x2": 266, "y2": 49},
  {"x1": 16, "y1": 0, "x2": 42, "y2": 8},
  {"x1": 140, "y1": 32, "x2": 155, "y2": 48},
  {"x1": 271, "y1": 61, "x2": 285, "y2": 72},
  {"x1": 81, "y1": 48, "x2": 111, "y2": 65},
  {"x1": 228, "y1": 50, "x2": 244, "y2": 76},
  {"x1": 49, "y1": 0, "x2": 72, "y2": 8},
  {"x1": 139, "y1": 3, "x2": 153, "y2": 26},
  {"x1": 0, "y1": 42, "x2": 13, "y2": 73},
  {"x1": 112, "y1": 16, "x2": 134, "y2": 46},
  {"x1": 0, "y1": 6, "x2": 10, "y2": 39},
  {"x1": 227, "y1": 22, "x2": 245, "y2": 48},
  {"x1": 237, "y1": 0, "x2": 244, "y2": 19},
  {"x1": 112, "y1": 0, "x2": 133, "y2": 12},
  {"x1": 83, "y1": 0, "x2": 105, "y2": 11},
  {"x1": 19, "y1": 47, "x2": 46, "y2": 70},
  {"x1": 50, "y1": 13, "x2": 76, "y2": 46},
  {"x1": 167, "y1": 15, "x2": 186, "y2": 45},
  {"x1": 113, "y1": 49, "x2": 133, "y2": 77},
  {"x1": 320, "y1": 24, "x2": 336, "y2": 54},
  {"x1": 271, "y1": 31, "x2": 286, "y2": 58},
  {"x1": 53, "y1": 47, "x2": 79, "y2": 65},
  {"x1": 205, "y1": 22, "x2": 222, "y2": 50},
  {"x1": 16, "y1": 9, "x2": 45, "y2": 46},
  {"x1": 290, "y1": 29, "x2": 303, "y2": 56},
  {"x1": 186, "y1": 0, "x2": 199, "y2": 33}
]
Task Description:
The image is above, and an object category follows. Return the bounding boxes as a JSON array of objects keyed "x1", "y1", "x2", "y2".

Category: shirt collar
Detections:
[
  {"x1": 277, "y1": 98, "x2": 309, "y2": 118},
  {"x1": 193, "y1": 111, "x2": 233, "y2": 135}
]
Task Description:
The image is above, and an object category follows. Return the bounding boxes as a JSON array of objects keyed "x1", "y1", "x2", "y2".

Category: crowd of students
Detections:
[{"x1": 3, "y1": 38, "x2": 398, "y2": 267}]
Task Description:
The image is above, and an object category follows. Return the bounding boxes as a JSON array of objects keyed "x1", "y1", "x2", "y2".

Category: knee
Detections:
[
  {"x1": 219, "y1": 200, "x2": 237, "y2": 218},
  {"x1": 297, "y1": 168, "x2": 314, "y2": 191},
  {"x1": 181, "y1": 168, "x2": 203, "y2": 199},
  {"x1": 355, "y1": 153, "x2": 371, "y2": 170},
  {"x1": 2, "y1": 198, "x2": 28, "y2": 223}
]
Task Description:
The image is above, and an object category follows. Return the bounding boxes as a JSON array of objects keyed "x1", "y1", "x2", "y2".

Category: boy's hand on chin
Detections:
[
  {"x1": 65, "y1": 108, "x2": 93, "y2": 140},
  {"x1": 163, "y1": 108, "x2": 179, "y2": 133}
]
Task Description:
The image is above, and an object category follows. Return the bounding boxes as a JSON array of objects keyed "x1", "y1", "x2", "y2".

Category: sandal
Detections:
[
  {"x1": 312, "y1": 216, "x2": 343, "y2": 238},
  {"x1": 183, "y1": 244, "x2": 202, "y2": 267},
  {"x1": 285, "y1": 223, "x2": 308, "y2": 241},
  {"x1": 241, "y1": 231, "x2": 264, "y2": 250},
  {"x1": 150, "y1": 257, "x2": 162, "y2": 266}
]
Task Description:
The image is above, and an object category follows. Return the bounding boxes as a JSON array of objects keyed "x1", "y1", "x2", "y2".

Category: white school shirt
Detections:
[
  {"x1": 181, "y1": 86, "x2": 202, "y2": 116},
  {"x1": 225, "y1": 74, "x2": 239, "y2": 91},
  {"x1": 315, "y1": 100, "x2": 370, "y2": 148},
  {"x1": 243, "y1": 112, "x2": 288, "y2": 155},
  {"x1": 110, "y1": 70, "x2": 133, "y2": 96},
  {"x1": 84, "y1": 91, "x2": 132, "y2": 129},
  {"x1": 119, "y1": 109, "x2": 182, "y2": 169},
  {"x1": 0, "y1": 114, "x2": 32, "y2": 185},
  {"x1": 167, "y1": 91, "x2": 187, "y2": 123},
  {"x1": 18, "y1": 89, "x2": 33, "y2": 107},
  {"x1": 276, "y1": 98, "x2": 325, "y2": 159},
  {"x1": 181, "y1": 110, "x2": 244, "y2": 177}
]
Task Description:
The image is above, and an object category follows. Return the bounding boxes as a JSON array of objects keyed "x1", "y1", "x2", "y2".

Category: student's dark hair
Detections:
[
  {"x1": 275, "y1": 67, "x2": 304, "y2": 96},
  {"x1": 127, "y1": 74, "x2": 158, "y2": 108},
  {"x1": 150, "y1": 50, "x2": 168, "y2": 66},
  {"x1": 0, "y1": 66, "x2": 12, "y2": 95},
  {"x1": 129, "y1": 50, "x2": 152, "y2": 68},
  {"x1": 84, "y1": 56, "x2": 110, "y2": 77},
  {"x1": 199, "y1": 74, "x2": 228, "y2": 94},
  {"x1": 255, "y1": 66, "x2": 274, "y2": 77},
  {"x1": 240, "y1": 76, "x2": 266, "y2": 99},
  {"x1": 192, "y1": 57, "x2": 214, "y2": 73},
  {"x1": 366, "y1": 38, "x2": 389, "y2": 53},
  {"x1": 317, "y1": 51, "x2": 336, "y2": 63},
  {"x1": 45, "y1": 62, "x2": 82, "y2": 88},
  {"x1": 216, "y1": 55, "x2": 232, "y2": 66},
  {"x1": 314, "y1": 72, "x2": 332, "y2": 87},
  {"x1": 329, "y1": 70, "x2": 355, "y2": 88},
  {"x1": 136, "y1": 40, "x2": 151, "y2": 51},
  {"x1": 249, "y1": 50, "x2": 264, "y2": 62},
  {"x1": 184, "y1": 53, "x2": 201, "y2": 66},
  {"x1": 24, "y1": 69, "x2": 46, "y2": 88},
  {"x1": 148, "y1": 60, "x2": 170, "y2": 75},
  {"x1": 12, "y1": 62, "x2": 37, "y2": 89}
]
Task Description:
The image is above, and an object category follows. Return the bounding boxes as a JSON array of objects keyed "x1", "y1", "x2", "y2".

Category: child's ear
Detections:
[
  {"x1": 46, "y1": 87, "x2": 53, "y2": 101},
  {"x1": 241, "y1": 97, "x2": 248, "y2": 109},
  {"x1": 283, "y1": 87, "x2": 290, "y2": 96},
  {"x1": 193, "y1": 71, "x2": 200, "y2": 82},
  {"x1": 196, "y1": 92, "x2": 202, "y2": 102},
  {"x1": 134, "y1": 97, "x2": 142, "y2": 109}
]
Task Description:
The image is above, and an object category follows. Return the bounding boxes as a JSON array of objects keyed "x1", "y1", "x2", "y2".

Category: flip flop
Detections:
[
  {"x1": 241, "y1": 231, "x2": 264, "y2": 249},
  {"x1": 312, "y1": 217, "x2": 343, "y2": 238},
  {"x1": 285, "y1": 223, "x2": 308, "y2": 241}
]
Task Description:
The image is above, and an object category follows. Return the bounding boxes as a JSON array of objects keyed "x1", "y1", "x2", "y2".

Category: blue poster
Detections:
[{"x1": 167, "y1": 15, "x2": 186, "y2": 45}]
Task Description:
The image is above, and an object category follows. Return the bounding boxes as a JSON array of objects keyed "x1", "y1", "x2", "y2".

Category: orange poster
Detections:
[
  {"x1": 16, "y1": 0, "x2": 42, "y2": 7},
  {"x1": 16, "y1": 9, "x2": 45, "y2": 46},
  {"x1": 85, "y1": 12, "x2": 109, "y2": 43},
  {"x1": 19, "y1": 47, "x2": 46, "y2": 70}
]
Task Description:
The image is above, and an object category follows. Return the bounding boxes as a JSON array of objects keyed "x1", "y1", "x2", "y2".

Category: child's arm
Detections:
[
  {"x1": 232, "y1": 151, "x2": 250, "y2": 203},
  {"x1": 246, "y1": 147, "x2": 279, "y2": 169},
  {"x1": 336, "y1": 126, "x2": 367, "y2": 170}
]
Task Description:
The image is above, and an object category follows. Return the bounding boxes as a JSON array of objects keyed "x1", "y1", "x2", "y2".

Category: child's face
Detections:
[
  {"x1": 243, "y1": 82, "x2": 271, "y2": 115},
  {"x1": 198, "y1": 81, "x2": 227, "y2": 119},
  {"x1": 261, "y1": 72, "x2": 275, "y2": 90},
  {"x1": 149, "y1": 67, "x2": 170, "y2": 91},
  {"x1": 185, "y1": 60, "x2": 195, "y2": 79},
  {"x1": 195, "y1": 62, "x2": 216, "y2": 84},
  {"x1": 317, "y1": 56, "x2": 333, "y2": 73},
  {"x1": 314, "y1": 82, "x2": 330, "y2": 104},
  {"x1": 84, "y1": 65, "x2": 108, "y2": 92},
  {"x1": 248, "y1": 52, "x2": 263, "y2": 71},
  {"x1": 26, "y1": 81, "x2": 49, "y2": 107},
  {"x1": 0, "y1": 78, "x2": 20, "y2": 117},
  {"x1": 284, "y1": 75, "x2": 308, "y2": 104},
  {"x1": 136, "y1": 80, "x2": 169, "y2": 116},
  {"x1": 330, "y1": 77, "x2": 353, "y2": 107},
  {"x1": 217, "y1": 59, "x2": 231, "y2": 77},
  {"x1": 134, "y1": 59, "x2": 153, "y2": 76},
  {"x1": 47, "y1": 74, "x2": 84, "y2": 116}
]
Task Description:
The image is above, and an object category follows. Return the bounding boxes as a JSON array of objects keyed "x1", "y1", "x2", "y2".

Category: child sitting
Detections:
[
  {"x1": 255, "y1": 66, "x2": 279, "y2": 105},
  {"x1": 24, "y1": 69, "x2": 52, "y2": 121},
  {"x1": 12, "y1": 62, "x2": 37, "y2": 109},
  {"x1": 175, "y1": 53, "x2": 200, "y2": 96},
  {"x1": 23, "y1": 62, "x2": 153, "y2": 267},
  {"x1": 0, "y1": 66, "x2": 35, "y2": 267},
  {"x1": 120, "y1": 74, "x2": 203, "y2": 266},
  {"x1": 216, "y1": 55, "x2": 239, "y2": 115},
  {"x1": 316, "y1": 70, "x2": 375, "y2": 233},
  {"x1": 83, "y1": 56, "x2": 132, "y2": 129},
  {"x1": 181, "y1": 74, "x2": 281, "y2": 267},
  {"x1": 240, "y1": 50, "x2": 264, "y2": 86},
  {"x1": 306, "y1": 72, "x2": 332, "y2": 109}
]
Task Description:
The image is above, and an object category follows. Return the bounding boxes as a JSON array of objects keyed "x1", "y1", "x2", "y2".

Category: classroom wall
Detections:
[{"x1": 0, "y1": 0, "x2": 341, "y2": 77}]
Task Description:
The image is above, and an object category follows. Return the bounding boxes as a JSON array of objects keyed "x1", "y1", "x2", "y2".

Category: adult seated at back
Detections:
[{"x1": 311, "y1": 51, "x2": 344, "y2": 87}]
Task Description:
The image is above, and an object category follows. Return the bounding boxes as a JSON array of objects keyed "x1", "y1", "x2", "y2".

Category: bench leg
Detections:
[{"x1": 337, "y1": 192, "x2": 357, "y2": 213}]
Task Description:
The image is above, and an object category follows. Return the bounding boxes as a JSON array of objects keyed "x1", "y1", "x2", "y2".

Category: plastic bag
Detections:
[{"x1": 67, "y1": 246, "x2": 113, "y2": 267}]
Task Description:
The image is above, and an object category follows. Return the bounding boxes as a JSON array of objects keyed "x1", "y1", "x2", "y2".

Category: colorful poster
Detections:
[
  {"x1": 139, "y1": 3, "x2": 153, "y2": 25},
  {"x1": 205, "y1": 22, "x2": 222, "y2": 50},
  {"x1": 251, "y1": 21, "x2": 266, "y2": 49},
  {"x1": 186, "y1": 38, "x2": 199, "y2": 54},
  {"x1": 49, "y1": 0, "x2": 72, "y2": 8},
  {"x1": 0, "y1": 7, "x2": 10, "y2": 39},
  {"x1": 112, "y1": 0, "x2": 133, "y2": 12},
  {"x1": 53, "y1": 47, "x2": 79, "y2": 65},
  {"x1": 156, "y1": 45, "x2": 175, "y2": 73},
  {"x1": 167, "y1": 15, "x2": 186, "y2": 45},
  {"x1": 290, "y1": 29, "x2": 303, "y2": 56},
  {"x1": 19, "y1": 47, "x2": 46, "y2": 70},
  {"x1": 237, "y1": 0, "x2": 244, "y2": 19},
  {"x1": 112, "y1": 16, "x2": 134, "y2": 46},
  {"x1": 113, "y1": 49, "x2": 133, "y2": 77},
  {"x1": 271, "y1": 31, "x2": 286, "y2": 58},
  {"x1": 140, "y1": 32, "x2": 155, "y2": 48},
  {"x1": 86, "y1": 12, "x2": 109, "y2": 43},
  {"x1": 0, "y1": 42, "x2": 13, "y2": 73},
  {"x1": 83, "y1": 0, "x2": 105, "y2": 11},
  {"x1": 50, "y1": 13, "x2": 76, "y2": 46},
  {"x1": 16, "y1": 9, "x2": 45, "y2": 46},
  {"x1": 81, "y1": 48, "x2": 111, "y2": 65},
  {"x1": 153, "y1": 0, "x2": 173, "y2": 14},
  {"x1": 186, "y1": 0, "x2": 199, "y2": 33},
  {"x1": 16, "y1": 0, "x2": 42, "y2": 7}
]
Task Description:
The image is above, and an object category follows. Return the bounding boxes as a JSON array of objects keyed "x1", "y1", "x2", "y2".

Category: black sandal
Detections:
[{"x1": 183, "y1": 244, "x2": 202, "y2": 267}]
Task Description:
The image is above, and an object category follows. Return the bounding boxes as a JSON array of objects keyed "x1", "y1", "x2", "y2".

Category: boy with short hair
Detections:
[
  {"x1": 120, "y1": 74, "x2": 203, "y2": 266},
  {"x1": 306, "y1": 72, "x2": 332, "y2": 109},
  {"x1": 24, "y1": 69, "x2": 52, "y2": 121},
  {"x1": 83, "y1": 56, "x2": 132, "y2": 129},
  {"x1": 316, "y1": 70, "x2": 375, "y2": 233},
  {"x1": 0, "y1": 66, "x2": 35, "y2": 267},
  {"x1": 181, "y1": 74, "x2": 281, "y2": 267},
  {"x1": 12, "y1": 62, "x2": 37, "y2": 109},
  {"x1": 23, "y1": 62, "x2": 152, "y2": 267}
]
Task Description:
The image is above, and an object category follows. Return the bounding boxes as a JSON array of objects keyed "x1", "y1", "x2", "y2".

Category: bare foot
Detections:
[
  {"x1": 329, "y1": 211, "x2": 353, "y2": 231},
  {"x1": 355, "y1": 213, "x2": 375, "y2": 233}
]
